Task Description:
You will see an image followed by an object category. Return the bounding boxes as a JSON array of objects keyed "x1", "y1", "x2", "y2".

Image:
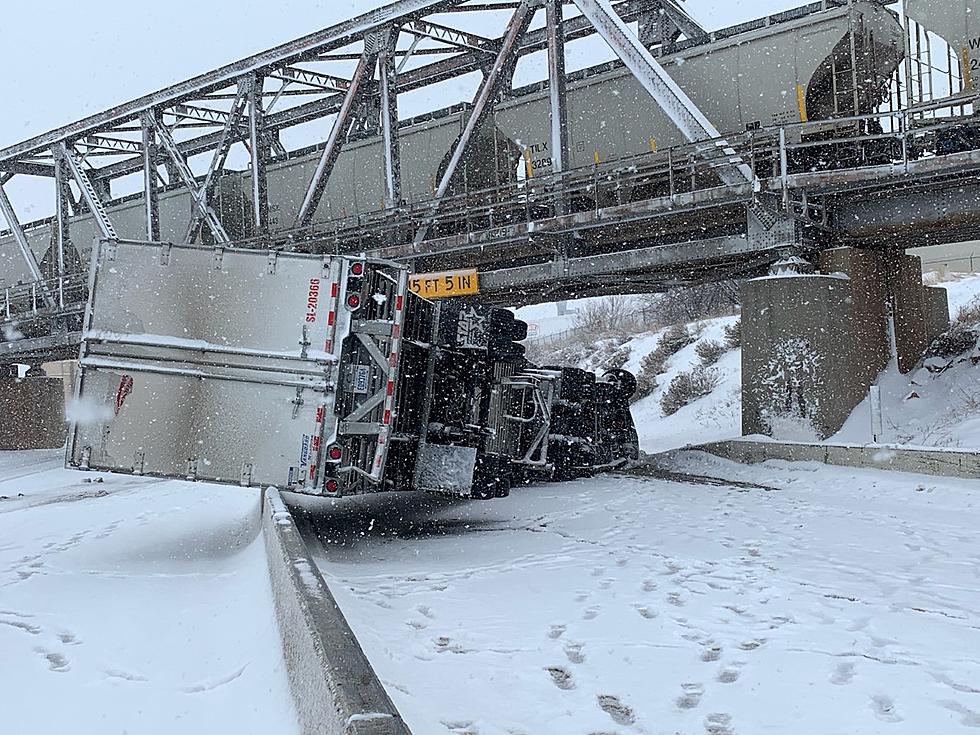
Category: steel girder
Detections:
[
  {"x1": 412, "y1": 0, "x2": 537, "y2": 246},
  {"x1": 58, "y1": 144, "x2": 118, "y2": 241},
  {"x1": 570, "y1": 0, "x2": 755, "y2": 189}
]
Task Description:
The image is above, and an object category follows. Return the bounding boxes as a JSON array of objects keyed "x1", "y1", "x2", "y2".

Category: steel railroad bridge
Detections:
[{"x1": 0, "y1": 0, "x2": 977, "y2": 365}]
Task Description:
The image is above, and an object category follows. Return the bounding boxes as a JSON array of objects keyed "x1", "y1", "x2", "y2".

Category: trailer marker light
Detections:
[
  {"x1": 350, "y1": 261, "x2": 364, "y2": 276},
  {"x1": 383, "y1": 409, "x2": 391, "y2": 425},
  {"x1": 327, "y1": 311, "x2": 335, "y2": 326},
  {"x1": 386, "y1": 380, "x2": 395, "y2": 396},
  {"x1": 346, "y1": 294, "x2": 361, "y2": 309},
  {"x1": 325, "y1": 478, "x2": 339, "y2": 494},
  {"x1": 328, "y1": 445, "x2": 343, "y2": 461},
  {"x1": 331, "y1": 282, "x2": 339, "y2": 297},
  {"x1": 395, "y1": 295, "x2": 403, "y2": 311}
]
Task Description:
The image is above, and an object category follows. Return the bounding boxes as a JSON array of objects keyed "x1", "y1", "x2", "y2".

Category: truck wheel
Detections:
[
  {"x1": 472, "y1": 453, "x2": 511, "y2": 499},
  {"x1": 600, "y1": 369, "x2": 638, "y2": 401}
]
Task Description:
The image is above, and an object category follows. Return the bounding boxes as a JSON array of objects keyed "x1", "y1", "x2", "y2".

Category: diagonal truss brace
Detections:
[
  {"x1": 0, "y1": 181, "x2": 55, "y2": 307},
  {"x1": 412, "y1": 0, "x2": 537, "y2": 246},
  {"x1": 151, "y1": 120, "x2": 231, "y2": 244},
  {"x1": 58, "y1": 144, "x2": 119, "y2": 241},
  {"x1": 184, "y1": 85, "x2": 250, "y2": 242},
  {"x1": 571, "y1": 0, "x2": 755, "y2": 190},
  {"x1": 294, "y1": 36, "x2": 385, "y2": 228}
]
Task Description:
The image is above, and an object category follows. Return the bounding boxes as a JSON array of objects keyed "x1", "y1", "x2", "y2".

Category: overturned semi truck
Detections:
[{"x1": 66, "y1": 239, "x2": 638, "y2": 498}]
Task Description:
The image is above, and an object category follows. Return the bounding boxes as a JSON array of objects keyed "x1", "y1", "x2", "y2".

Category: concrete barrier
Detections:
[
  {"x1": 694, "y1": 439, "x2": 980, "y2": 480},
  {"x1": 262, "y1": 488, "x2": 411, "y2": 735}
]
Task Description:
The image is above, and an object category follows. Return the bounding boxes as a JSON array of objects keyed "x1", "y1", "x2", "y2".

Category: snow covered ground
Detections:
[
  {"x1": 295, "y1": 455, "x2": 980, "y2": 734},
  {"x1": 0, "y1": 449, "x2": 298, "y2": 735}
]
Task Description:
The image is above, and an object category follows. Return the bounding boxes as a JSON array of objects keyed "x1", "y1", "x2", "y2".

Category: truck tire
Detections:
[
  {"x1": 600, "y1": 369, "x2": 637, "y2": 401},
  {"x1": 472, "y1": 453, "x2": 511, "y2": 499}
]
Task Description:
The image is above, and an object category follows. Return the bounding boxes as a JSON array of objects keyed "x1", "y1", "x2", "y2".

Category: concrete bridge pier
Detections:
[
  {"x1": 740, "y1": 247, "x2": 949, "y2": 441},
  {"x1": 0, "y1": 364, "x2": 69, "y2": 450}
]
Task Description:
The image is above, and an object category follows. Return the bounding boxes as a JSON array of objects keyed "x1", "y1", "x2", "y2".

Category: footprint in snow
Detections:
[
  {"x1": 582, "y1": 607, "x2": 600, "y2": 620},
  {"x1": 546, "y1": 666, "x2": 575, "y2": 690},
  {"x1": 564, "y1": 642, "x2": 585, "y2": 664},
  {"x1": 548, "y1": 624, "x2": 566, "y2": 640},
  {"x1": 634, "y1": 605, "x2": 657, "y2": 619},
  {"x1": 597, "y1": 695, "x2": 635, "y2": 726},
  {"x1": 415, "y1": 605, "x2": 435, "y2": 619},
  {"x1": 738, "y1": 639, "x2": 765, "y2": 651},
  {"x1": 667, "y1": 592, "x2": 685, "y2": 607},
  {"x1": 642, "y1": 579, "x2": 657, "y2": 592},
  {"x1": 831, "y1": 661, "x2": 855, "y2": 685},
  {"x1": 871, "y1": 694, "x2": 902, "y2": 722},
  {"x1": 717, "y1": 667, "x2": 740, "y2": 684},
  {"x1": 35, "y1": 649, "x2": 70, "y2": 672},
  {"x1": 676, "y1": 683, "x2": 704, "y2": 710},
  {"x1": 700, "y1": 645, "x2": 722, "y2": 662},
  {"x1": 704, "y1": 712, "x2": 734, "y2": 735}
]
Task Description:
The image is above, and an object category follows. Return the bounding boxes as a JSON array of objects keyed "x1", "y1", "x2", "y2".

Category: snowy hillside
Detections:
[{"x1": 528, "y1": 272, "x2": 980, "y2": 453}]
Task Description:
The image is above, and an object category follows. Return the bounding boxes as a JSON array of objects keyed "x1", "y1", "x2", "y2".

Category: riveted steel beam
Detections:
[
  {"x1": 141, "y1": 113, "x2": 161, "y2": 242},
  {"x1": 379, "y1": 28, "x2": 402, "y2": 210},
  {"x1": 247, "y1": 74, "x2": 271, "y2": 234},
  {"x1": 59, "y1": 144, "x2": 118, "y2": 241},
  {"x1": 295, "y1": 39, "x2": 382, "y2": 228},
  {"x1": 412, "y1": 0, "x2": 537, "y2": 245}
]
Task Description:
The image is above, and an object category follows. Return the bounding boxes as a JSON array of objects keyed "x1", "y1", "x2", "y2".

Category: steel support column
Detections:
[
  {"x1": 545, "y1": 0, "x2": 570, "y2": 205},
  {"x1": 52, "y1": 149, "x2": 72, "y2": 278},
  {"x1": 379, "y1": 28, "x2": 402, "y2": 210},
  {"x1": 295, "y1": 39, "x2": 382, "y2": 228},
  {"x1": 141, "y1": 113, "x2": 161, "y2": 242},
  {"x1": 247, "y1": 74, "x2": 271, "y2": 235},
  {"x1": 413, "y1": 0, "x2": 537, "y2": 246},
  {"x1": 0, "y1": 182, "x2": 55, "y2": 307},
  {"x1": 571, "y1": 0, "x2": 755, "y2": 188}
]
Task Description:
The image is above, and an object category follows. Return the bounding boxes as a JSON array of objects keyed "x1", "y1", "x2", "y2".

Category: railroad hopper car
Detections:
[
  {"x1": 0, "y1": 1, "x2": 904, "y2": 288},
  {"x1": 68, "y1": 240, "x2": 639, "y2": 497}
]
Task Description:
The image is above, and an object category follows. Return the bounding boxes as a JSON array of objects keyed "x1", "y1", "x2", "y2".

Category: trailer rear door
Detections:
[{"x1": 68, "y1": 240, "x2": 342, "y2": 492}]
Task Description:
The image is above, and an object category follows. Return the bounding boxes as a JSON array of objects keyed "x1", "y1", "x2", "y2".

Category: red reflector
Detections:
[
  {"x1": 389, "y1": 353, "x2": 397, "y2": 368},
  {"x1": 325, "y1": 339, "x2": 332, "y2": 352},
  {"x1": 309, "y1": 464, "x2": 317, "y2": 479},
  {"x1": 315, "y1": 407, "x2": 324, "y2": 423},
  {"x1": 325, "y1": 478, "x2": 339, "y2": 494},
  {"x1": 312, "y1": 436, "x2": 321, "y2": 451},
  {"x1": 386, "y1": 380, "x2": 395, "y2": 396},
  {"x1": 395, "y1": 295, "x2": 403, "y2": 311},
  {"x1": 327, "y1": 311, "x2": 335, "y2": 326},
  {"x1": 328, "y1": 445, "x2": 343, "y2": 461},
  {"x1": 331, "y1": 282, "x2": 339, "y2": 298},
  {"x1": 350, "y1": 262, "x2": 364, "y2": 276},
  {"x1": 347, "y1": 294, "x2": 361, "y2": 309},
  {"x1": 392, "y1": 324, "x2": 401, "y2": 340},
  {"x1": 383, "y1": 409, "x2": 391, "y2": 425}
]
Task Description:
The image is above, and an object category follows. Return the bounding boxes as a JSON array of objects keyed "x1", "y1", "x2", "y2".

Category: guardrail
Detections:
[{"x1": 2, "y1": 275, "x2": 87, "y2": 323}]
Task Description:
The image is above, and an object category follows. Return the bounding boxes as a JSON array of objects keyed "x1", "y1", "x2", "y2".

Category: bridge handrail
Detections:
[{"x1": 2, "y1": 274, "x2": 87, "y2": 323}]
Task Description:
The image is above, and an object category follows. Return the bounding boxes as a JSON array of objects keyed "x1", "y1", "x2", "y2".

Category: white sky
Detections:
[{"x1": 0, "y1": 0, "x2": 813, "y2": 219}]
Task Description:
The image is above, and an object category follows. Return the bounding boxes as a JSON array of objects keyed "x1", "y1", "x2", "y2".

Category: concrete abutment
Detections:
[{"x1": 741, "y1": 246, "x2": 949, "y2": 441}]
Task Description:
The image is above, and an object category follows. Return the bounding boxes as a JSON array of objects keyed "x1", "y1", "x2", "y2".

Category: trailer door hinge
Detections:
[
  {"x1": 291, "y1": 388, "x2": 304, "y2": 419},
  {"x1": 186, "y1": 457, "x2": 198, "y2": 481},
  {"x1": 213, "y1": 248, "x2": 224, "y2": 271},
  {"x1": 133, "y1": 448, "x2": 145, "y2": 475},
  {"x1": 240, "y1": 462, "x2": 253, "y2": 487},
  {"x1": 159, "y1": 242, "x2": 172, "y2": 266},
  {"x1": 267, "y1": 250, "x2": 278, "y2": 275}
]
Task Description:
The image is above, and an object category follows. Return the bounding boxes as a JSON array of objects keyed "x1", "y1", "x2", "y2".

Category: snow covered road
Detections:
[
  {"x1": 294, "y1": 454, "x2": 980, "y2": 735},
  {"x1": 0, "y1": 450, "x2": 298, "y2": 735}
]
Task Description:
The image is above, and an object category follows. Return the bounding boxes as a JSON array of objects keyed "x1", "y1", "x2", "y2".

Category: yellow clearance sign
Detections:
[{"x1": 409, "y1": 269, "x2": 480, "y2": 299}]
